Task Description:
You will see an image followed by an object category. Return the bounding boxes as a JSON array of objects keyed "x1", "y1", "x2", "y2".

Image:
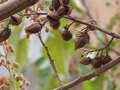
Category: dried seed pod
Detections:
[
  {"x1": 25, "y1": 23, "x2": 42, "y2": 33},
  {"x1": 102, "y1": 55, "x2": 112, "y2": 65},
  {"x1": 62, "y1": 0, "x2": 70, "y2": 5},
  {"x1": 85, "y1": 33, "x2": 90, "y2": 43},
  {"x1": 62, "y1": 30, "x2": 72, "y2": 41},
  {"x1": 47, "y1": 12, "x2": 60, "y2": 23},
  {"x1": 0, "y1": 27, "x2": 11, "y2": 43},
  {"x1": 49, "y1": 5, "x2": 54, "y2": 11},
  {"x1": 75, "y1": 37, "x2": 87, "y2": 50},
  {"x1": 79, "y1": 57, "x2": 92, "y2": 65},
  {"x1": 50, "y1": 0, "x2": 61, "y2": 11},
  {"x1": 77, "y1": 32, "x2": 90, "y2": 43},
  {"x1": 50, "y1": 21, "x2": 60, "y2": 29},
  {"x1": 10, "y1": 14, "x2": 22, "y2": 25},
  {"x1": 50, "y1": 0, "x2": 70, "y2": 11},
  {"x1": 58, "y1": 5, "x2": 72, "y2": 16},
  {"x1": 92, "y1": 56, "x2": 103, "y2": 68}
]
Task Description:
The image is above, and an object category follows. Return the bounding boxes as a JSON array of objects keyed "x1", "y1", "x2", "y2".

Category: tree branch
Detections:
[
  {"x1": 80, "y1": 0, "x2": 120, "y2": 56},
  {"x1": 55, "y1": 56, "x2": 120, "y2": 90},
  {"x1": 0, "y1": 0, "x2": 38, "y2": 21},
  {"x1": 64, "y1": 15, "x2": 120, "y2": 39}
]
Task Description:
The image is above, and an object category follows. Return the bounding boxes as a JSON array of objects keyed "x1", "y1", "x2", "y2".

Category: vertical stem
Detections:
[{"x1": 37, "y1": 33, "x2": 63, "y2": 86}]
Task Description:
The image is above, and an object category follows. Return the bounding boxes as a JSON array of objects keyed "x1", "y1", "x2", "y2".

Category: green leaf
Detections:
[
  {"x1": 103, "y1": 79, "x2": 115, "y2": 90},
  {"x1": 42, "y1": 30, "x2": 74, "y2": 76},
  {"x1": 44, "y1": 0, "x2": 52, "y2": 5},
  {"x1": 34, "y1": 56, "x2": 45, "y2": 66},
  {"x1": 106, "y1": 2, "x2": 113, "y2": 6},
  {"x1": 38, "y1": 65, "x2": 53, "y2": 89},
  {"x1": 70, "y1": 0, "x2": 86, "y2": 14},
  {"x1": 15, "y1": 38, "x2": 29, "y2": 72},
  {"x1": 106, "y1": 15, "x2": 119, "y2": 30},
  {"x1": 82, "y1": 74, "x2": 105, "y2": 90}
]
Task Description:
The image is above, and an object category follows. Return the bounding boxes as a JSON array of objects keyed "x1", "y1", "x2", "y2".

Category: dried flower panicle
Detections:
[
  {"x1": 0, "y1": 41, "x2": 30, "y2": 89},
  {"x1": 37, "y1": 0, "x2": 44, "y2": 10},
  {"x1": 5, "y1": 44, "x2": 15, "y2": 53},
  {"x1": 12, "y1": 62, "x2": 19, "y2": 68}
]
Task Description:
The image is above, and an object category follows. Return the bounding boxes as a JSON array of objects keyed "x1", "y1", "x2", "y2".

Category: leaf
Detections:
[
  {"x1": 103, "y1": 79, "x2": 115, "y2": 90},
  {"x1": 15, "y1": 38, "x2": 29, "y2": 72},
  {"x1": 44, "y1": 0, "x2": 52, "y2": 5},
  {"x1": 34, "y1": 56, "x2": 45, "y2": 66},
  {"x1": 82, "y1": 74, "x2": 105, "y2": 90},
  {"x1": 70, "y1": 0, "x2": 86, "y2": 14},
  {"x1": 42, "y1": 30, "x2": 74, "y2": 76},
  {"x1": 106, "y1": 2, "x2": 113, "y2": 6},
  {"x1": 38, "y1": 64, "x2": 53, "y2": 89},
  {"x1": 106, "y1": 15, "x2": 119, "y2": 30}
]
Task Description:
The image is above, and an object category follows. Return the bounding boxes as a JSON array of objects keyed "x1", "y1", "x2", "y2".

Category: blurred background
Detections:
[{"x1": 1, "y1": 0, "x2": 120, "y2": 90}]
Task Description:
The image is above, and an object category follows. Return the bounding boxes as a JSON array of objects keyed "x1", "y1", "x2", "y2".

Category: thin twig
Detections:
[
  {"x1": 55, "y1": 56, "x2": 120, "y2": 90},
  {"x1": 81, "y1": 37, "x2": 114, "y2": 56},
  {"x1": 37, "y1": 32, "x2": 63, "y2": 86},
  {"x1": 21, "y1": 12, "x2": 48, "y2": 16},
  {"x1": 81, "y1": 0, "x2": 120, "y2": 56},
  {"x1": 63, "y1": 15, "x2": 120, "y2": 39}
]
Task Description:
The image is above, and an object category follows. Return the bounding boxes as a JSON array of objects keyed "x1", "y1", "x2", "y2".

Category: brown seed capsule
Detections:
[
  {"x1": 75, "y1": 37, "x2": 86, "y2": 50},
  {"x1": 10, "y1": 14, "x2": 22, "y2": 25},
  {"x1": 25, "y1": 23, "x2": 42, "y2": 33},
  {"x1": 58, "y1": 5, "x2": 72, "y2": 16},
  {"x1": 78, "y1": 32, "x2": 90, "y2": 43},
  {"x1": 51, "y1": 0, "x2": 61, "y2": 11},
  {"x1": 92, "y1": 56, "x2": 103, "y2": 68},
  {"x1": 62, "y1": 0, "x2": 70, "y2": 5},
  {"x1": 50, "y1": 21, "x2": 60, "y2": 30},
  {"x1": 49, "y1": 5, "x2": 54, "y2": 11},
  {"x1": 50, "y1": 0, "x2": 70, "y2": 11},
  {"x1": 79, "y1": 57, "x2": 92, "y2": 65},
  {"x1": 47, "y1": 12, "x2": 60, "y2": 23},
  {"x1": 102, "y1": 55, "x2": 112, "y2": 65},
  {"x1": 0, "y1": 27, "x2": 11, "y2": 43},
  {"x1": 62, "y1": 30, "x2": 72, "y2": 41},
  {"x1": 85, "y1": 33, "x2": 90, "y2": 43}
]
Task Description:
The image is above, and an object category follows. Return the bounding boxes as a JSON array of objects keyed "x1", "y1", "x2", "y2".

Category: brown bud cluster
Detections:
[
  {"x1": 0, "y1": 27, "x2": 11, "y2": 43},
  {"x1": 0, "y1": 40, "x2": 30, "y2": 90},
  {"x1": 10, "y1": 14, "x2": 22, "y2": 26},
  {"x1": 15, "y1": 73, "x2": 30, "y2": 89},
  {"x1": 0, "y1": 76, "x2": 11, "y2": 89},
  {"x1": 75, "y1": 32, "x2": 90, "y2": 50},
  {"x1": 5, "y1": 44, "x2": 15, "y2": 53},
  {"x1": 62, "y1": 30, "x2": 72, "y2": 41},
  {"x1": 12, "y1": 62, "x2": 19, "y2": 68}
]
